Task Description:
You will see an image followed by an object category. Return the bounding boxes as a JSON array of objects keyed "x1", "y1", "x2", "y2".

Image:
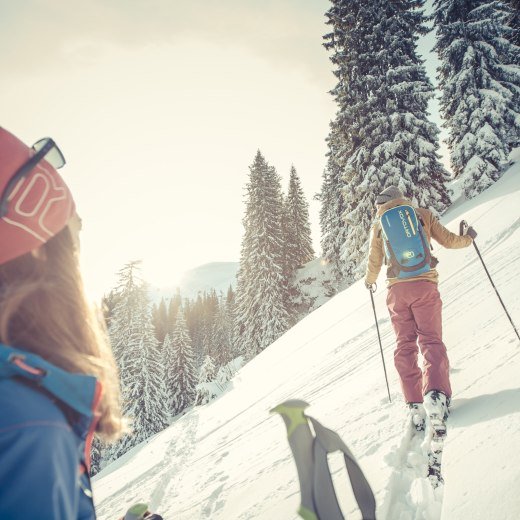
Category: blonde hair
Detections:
[{"x1": 0, "y1": 226, "x2": 123, "y2": 440}]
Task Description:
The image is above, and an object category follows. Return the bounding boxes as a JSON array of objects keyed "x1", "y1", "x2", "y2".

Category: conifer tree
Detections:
[
  {"x1": 202, "y1": 290, "x2": 219, "y2": 360},
  {"x1": 107, "y1": 262, "x2": 142, "y2": 381},
  {"x1": 234, "y1": 151, "x2": 290, "y2": 359},
  {"x1": 281, "y1": 166, "x2": 315, "y2": 320},
  {"x1": 90, "y1": 437, "x2": 103, "y2": 476},
  {"x1": 434, "y1": 0, "x2": 520, "y2": 198},
  {"x1": 226, "y1": 285, "x2": 241, "y2": 360},
  {"x1": 211, "y1": 299, "x2": 232, "y2": 368},
  {"x1": 123, "y1": 293, "x2": 169, "y2": 439},
  {"x1": 318, "y1": 133, "x2": 349, "y2": 289},
  {"x1": 509, "y1": 0, "x2": 520, "y2": 45},
  {"x1": 226, "y1": 285, "x2": 236, "y2": 329},
  {"x1": 164, "y1": 312, "x2": 198, "y2": 416},
  {"x1": 101, "y1": 289, "x2": 120, "y2": 332},
  {"x1": 106, "y1": 262, "x2": 169, "y2": 461},
  {"x1": 167, "y1": 292, "x2": 182, "y2": 334},
  {"x1": 280, "y1": 192, "x2": 293, "y2": 313},
  {"x1": 284, "y1": 166, "x2": 314, "y2": 272},
  {"x1": 322, "y1": 0, "x2": 450, "y2": 283},
  {"x1": 152, "y1": 298, "x2": 169, "y2": 345},
  {"x1": 195, "y1": 355, "x2": 217, "y2": 405}
]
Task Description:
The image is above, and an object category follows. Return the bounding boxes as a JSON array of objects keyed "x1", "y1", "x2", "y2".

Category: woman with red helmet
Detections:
[{"x1": 0, "y1": 127, "x2": 160, "y2": 519}]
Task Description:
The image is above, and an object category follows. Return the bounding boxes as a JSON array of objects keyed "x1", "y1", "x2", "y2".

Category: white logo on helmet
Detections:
[{"x1": 4, "y1": 164, "x2": 69, "y2": 242}]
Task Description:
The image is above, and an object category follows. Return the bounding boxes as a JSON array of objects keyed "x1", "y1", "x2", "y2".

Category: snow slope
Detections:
[{"x1": 94, "y1": 153, "x2": 520, "y2": 520}]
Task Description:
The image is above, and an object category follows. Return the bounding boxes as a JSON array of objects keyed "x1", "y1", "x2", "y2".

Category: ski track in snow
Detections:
[
  {"x1": 95, "y1": 413, "x2": 201, "y2": 519},
  {"x1": 379, "y1": 418, "x2": 444, "y2": 520}
]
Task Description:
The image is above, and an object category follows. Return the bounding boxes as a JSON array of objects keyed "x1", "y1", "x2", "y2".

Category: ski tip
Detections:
[
  {"x1": 270, "y1": 399, "x2": 310, "y2": 414},
  {"x1": 124, "y1": 503, "x2": 149, "y2": 520}
]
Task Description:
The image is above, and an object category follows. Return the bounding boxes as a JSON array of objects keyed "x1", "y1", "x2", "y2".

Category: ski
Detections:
[
  {"x1": 423, "y1": 390, "x2": 449, "y2": 489},
  {"x1": 427, "y1": 427, "x2": 446, "y2": 488}
]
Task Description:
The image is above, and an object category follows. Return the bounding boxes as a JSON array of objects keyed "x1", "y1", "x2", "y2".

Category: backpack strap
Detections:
[{"x1": 418, "y1": 216, "x2": 434, "y2": 251}]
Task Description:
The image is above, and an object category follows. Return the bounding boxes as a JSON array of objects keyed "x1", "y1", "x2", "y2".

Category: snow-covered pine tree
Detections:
[
  {"x1": 105, "y1": 262, "x2": 169, "y2": 461},
  {"x1": 184, "y1": 291, "x2": 219, "y2": 369},
  {"x1": 509, "y1": 0, "x2": 520, "y2": 46},
  {"x1": 323, "y1": 0, "x2": 450, "y2": 283},
  {"x1": 434, "y1": 0, "x2": 520, "y2": 198},
  {"x1": 282, "y1": 166, "x2": 315, "y2": 320},
  {"x1": 319, "y1": 1, "x2": 355, "y2": 287},
  {"x1": 90, "y1": 437, "x2": 103, "y2": 476},
  {"x1": 281, "y1": 191, "x2": 291, "y2": 279},
  {"x1": 318, "y1": 132, "x2": 350, "y2": 289},
  {"x1": 210, "y1": 298, "x2": 233, "y2": 368},
  {"x1": 164, "y1": 311, "x2": 198, "y2": 416},
  {"x1": 185, "y1": 293, "x2": 205, "y2": 368},
  {"x1": 280, "y1": 192, "x2": 295, "y2": 317},
  {"x1": 226, "y1": 285, "x2": 241, "y2": 360},
  {"x1": 202, "y1": 290, "x2": 219, "y2": 361},
  {"x1": 195, "y1": 354, "x2": 217, "y2": 405},
  {"x1": 152, "y1": 298, "x2": 169, "y2": 345},
  {"x1": 162, "y1": 332, "x2": 174, "y2": 399},
  {"x1": 234, "y1": 151, "x2": 290, "y2": 359},
  {"x1": 284, "y1": 166, "x2": 314, "y2": 272},
  {"x1": 167, "y1": 292, "x2": 182, "y2": 334},
  {"x1": 107, "y1": 262, "x2": 142, "y2": 385},
  {"x1": 101, "y1": 289, "x2": 120, "y2": 333},
  {"x1": 123, "y1": 288, "x2": 170, "y2": 440}
]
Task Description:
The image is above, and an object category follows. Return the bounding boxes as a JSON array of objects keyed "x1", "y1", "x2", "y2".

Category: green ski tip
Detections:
[
  {"x1": 270, "y1": 400, "x2": 310, "y2": 438},
  {"x1": 125, "y1": 503, "x2": 149, "y2": 520},
  {"x1": 270, "y1": 399, "x2": 310, "y2": 414},
  {"x1": 298, "y1": 505, "x2": 319, "y2": 520}
]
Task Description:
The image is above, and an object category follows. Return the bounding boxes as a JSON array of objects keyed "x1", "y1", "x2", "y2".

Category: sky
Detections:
[{"x1": 0, "y1": 0, "x2": 446, "y2": 299}]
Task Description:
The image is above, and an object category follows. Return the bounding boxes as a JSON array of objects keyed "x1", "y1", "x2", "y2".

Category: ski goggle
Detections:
[{"x1": 0, "y1": 137, "x2": 66, "y2": 218}]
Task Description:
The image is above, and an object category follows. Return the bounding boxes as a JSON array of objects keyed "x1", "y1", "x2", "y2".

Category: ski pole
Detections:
[
  {"x1": 368, "y1": 284, "x2": 391, "y2": 403},
  {"x1": 460, "y1": 220, "x2": 520, "y2": 342}
]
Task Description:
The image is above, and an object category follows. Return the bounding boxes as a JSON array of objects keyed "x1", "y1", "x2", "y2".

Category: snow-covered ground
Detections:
[{"x1": 94, "y1": 151, "x2": 520, "y2": 520}]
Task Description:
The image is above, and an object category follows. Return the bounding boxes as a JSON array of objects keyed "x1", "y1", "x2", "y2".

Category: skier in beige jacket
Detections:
[{"x1": 364, "y1": 186, "x2": 476, "y2": 420}]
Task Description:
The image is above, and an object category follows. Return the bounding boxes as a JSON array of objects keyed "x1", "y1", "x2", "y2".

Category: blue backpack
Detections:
[{"x1": 379, "y1": 205, "x2": 432, "y2": 279}]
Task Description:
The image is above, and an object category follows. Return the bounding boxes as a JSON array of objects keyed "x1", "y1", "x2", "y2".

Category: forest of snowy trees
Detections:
[
  {"x1": 319, "y1": 0, "x2": 519, "y2": 289},
  {"x1": 93, "y1": 0, "x2": 519, "y2": 473},
  {"x1": 92, "y1": 158, "x2": 315, "y2": 473}
]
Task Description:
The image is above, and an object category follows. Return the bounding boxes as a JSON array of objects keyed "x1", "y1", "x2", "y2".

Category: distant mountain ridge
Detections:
[{"x1": 150, "y1": 262, "x2": 239, "y2": 301}]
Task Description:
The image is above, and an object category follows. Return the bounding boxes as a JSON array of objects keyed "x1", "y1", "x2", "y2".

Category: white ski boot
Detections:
[{"x1": 407, "y1": 402, "x2": 426, "y2": 433}]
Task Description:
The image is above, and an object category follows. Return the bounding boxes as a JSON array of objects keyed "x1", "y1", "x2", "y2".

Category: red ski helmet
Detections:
[{"x1": 0, "y1": 127, "x2": 75, "y2": 266}]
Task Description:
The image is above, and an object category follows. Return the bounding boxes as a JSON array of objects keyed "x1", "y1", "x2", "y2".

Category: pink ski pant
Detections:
[{"x1": 386, "y1": 280, "x2": 451, "y2": 403}]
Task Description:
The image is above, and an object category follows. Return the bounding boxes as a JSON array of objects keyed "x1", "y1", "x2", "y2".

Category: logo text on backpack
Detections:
[{"x1": 399, "y1": 210, "x2": 412, "y2": 238}]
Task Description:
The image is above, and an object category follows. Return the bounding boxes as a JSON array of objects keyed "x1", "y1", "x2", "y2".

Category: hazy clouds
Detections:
[{"x1": 1, "y1": 0, "x2": 332, "y2": 87}]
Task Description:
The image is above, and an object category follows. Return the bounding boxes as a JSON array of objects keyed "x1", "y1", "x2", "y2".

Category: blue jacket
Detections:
[{"x1": 0, "y1": 344, "x2": 101, "y2": 520}]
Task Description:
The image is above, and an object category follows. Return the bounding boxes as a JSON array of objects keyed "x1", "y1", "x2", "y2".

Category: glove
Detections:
[
  {"x1": 364, "y1": 280, "x2": 375, "y2": 291},
  {"x1": 465, "y1": 226, "x2": 477, "y2": 239}
]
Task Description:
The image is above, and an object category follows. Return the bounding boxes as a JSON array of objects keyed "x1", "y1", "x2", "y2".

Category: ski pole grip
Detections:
[{"x1": 459, "y1": 220, "x2": 468, "y2": 236}]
